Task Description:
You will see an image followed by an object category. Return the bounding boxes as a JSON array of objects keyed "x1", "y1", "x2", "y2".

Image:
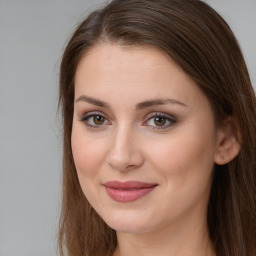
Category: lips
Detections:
[{"x1": 103, "y1": 181, "x2": 158, "y2": 202}]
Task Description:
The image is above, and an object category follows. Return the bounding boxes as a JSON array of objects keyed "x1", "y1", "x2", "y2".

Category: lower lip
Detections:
[{"x1": 104, "y1": 186, "x2": 156, "y2": 202}]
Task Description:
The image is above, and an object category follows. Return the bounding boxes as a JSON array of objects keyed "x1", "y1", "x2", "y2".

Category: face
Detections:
[{"x1": 71, "y1": 44, "x2": 222, "y2": 234}]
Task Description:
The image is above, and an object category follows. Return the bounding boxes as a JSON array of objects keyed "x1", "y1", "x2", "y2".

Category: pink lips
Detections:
[{"x1": 103, "y1": 181, "x2": 158, "y2": 202}]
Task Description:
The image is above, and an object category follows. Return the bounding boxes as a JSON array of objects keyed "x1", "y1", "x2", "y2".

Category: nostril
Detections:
[
  {"x1": 106, "y1": 132, "x2": 144, "y2": 171},
  {"x1": 107, "y1": 151, "x2": 144, "y2": 171}
]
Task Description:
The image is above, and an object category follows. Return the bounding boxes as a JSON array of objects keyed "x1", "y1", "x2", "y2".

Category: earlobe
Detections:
[{"x1": 214, "y1": 119, "x2": 241, "y2": 165}]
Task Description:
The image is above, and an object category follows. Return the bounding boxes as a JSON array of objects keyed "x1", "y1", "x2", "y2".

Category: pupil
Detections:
[
  {"x1": 154, "y1": 116, "x2": 166, "y2": 126},
  {"x1": 93, "y1": 115, "x2": 104, "y2": 124}
]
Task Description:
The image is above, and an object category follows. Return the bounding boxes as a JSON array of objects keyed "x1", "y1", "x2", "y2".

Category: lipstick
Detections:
[{"x1": 103, "y1": 181, "x2": 157, "y2": 202}]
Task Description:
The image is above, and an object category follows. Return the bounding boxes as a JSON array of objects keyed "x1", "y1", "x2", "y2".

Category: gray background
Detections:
[{"x1": 0, "y1": 1, "x2": 255, "y2": 256}]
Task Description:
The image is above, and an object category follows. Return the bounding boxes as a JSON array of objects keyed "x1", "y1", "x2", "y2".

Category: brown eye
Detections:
[
  {"x1": 93, "y1": 115, "x2": 105, "y2": 125},
  {"x1": 154, "y1": 116, "x2": 167, "y2": 126},
  {"x1": 142, "y1": 113, "x2": 176, "y2": 130},
  {"x1": 81, "y1": 113, "x2": 110, "y2": 128}
]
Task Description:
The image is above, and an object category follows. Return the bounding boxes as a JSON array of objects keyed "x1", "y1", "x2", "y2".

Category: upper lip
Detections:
[{"x1": 103, "y1": 180, "x2": 158, "y2": 189}]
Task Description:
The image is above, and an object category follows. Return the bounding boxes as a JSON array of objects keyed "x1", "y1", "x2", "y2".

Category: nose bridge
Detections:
[
  {"x1": 113, "y1": 123, "x2": 131, "y2": 153},
  {"x1": 107, "y1": 122, "x2": 142, "y2": 170}
]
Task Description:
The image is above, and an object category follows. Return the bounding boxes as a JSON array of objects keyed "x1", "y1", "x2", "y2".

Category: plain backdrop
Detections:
[{"x1": 0, "y1": 1, "x2": 255, "y2": 255}]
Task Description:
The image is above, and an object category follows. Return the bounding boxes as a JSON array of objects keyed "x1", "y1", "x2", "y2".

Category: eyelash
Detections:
[
  {"x1": 143, "y1": 112, "x2": 177, "y2": 130},
  {"x1": 79, "y1": 111, "x2": 111, "y2": 129},
  {"x1": 79, "y1": 111, "x2": 177, "y2": 130}
]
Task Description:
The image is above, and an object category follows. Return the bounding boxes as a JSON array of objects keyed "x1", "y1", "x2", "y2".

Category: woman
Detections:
[{"x1": 58, "y1": 0, "x2": 256, "y2": 255}]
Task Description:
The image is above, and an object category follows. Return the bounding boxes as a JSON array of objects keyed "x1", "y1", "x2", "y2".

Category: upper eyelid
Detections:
[
  {"x1": 79, "y1": 112, "x2": 111, "y2": 128},
  {"x1": 144, "y1": 112, "x2": 177, "y2": 126},
  {"x1": 79, "y1": 111, "x2": 109, "y2": 120},
  {"x1": 78, "y1": 110, "x2": 176, "y2": 124},
  {"x1": 144, "y1": 111, "x2": 176, "y2": 121}
]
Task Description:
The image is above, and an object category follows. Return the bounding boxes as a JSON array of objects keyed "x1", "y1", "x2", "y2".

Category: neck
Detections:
[{"x1": 113, "y1": 210, "x2": 215, "y2": 256}]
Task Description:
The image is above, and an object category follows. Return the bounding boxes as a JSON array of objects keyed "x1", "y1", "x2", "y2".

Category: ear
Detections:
[{"x1": 214, "y1": 118, "x2": 241, "y2": 165}]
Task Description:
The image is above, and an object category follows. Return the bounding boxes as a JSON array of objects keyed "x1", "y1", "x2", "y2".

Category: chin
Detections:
[
  {"x1": 98, "y1": 209, "x2": 158, "y2": 234},
  {"x1": 107, "y1": 221, "x2": 153, "y2": 234}
]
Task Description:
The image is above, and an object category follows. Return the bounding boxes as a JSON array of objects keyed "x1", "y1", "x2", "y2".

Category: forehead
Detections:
[
  {"x1": 76, "y1": 43, "x2": 183, "y2": 79},
  {"x1": 74, "y1": 43, "x2": 209, "y2": 110}
]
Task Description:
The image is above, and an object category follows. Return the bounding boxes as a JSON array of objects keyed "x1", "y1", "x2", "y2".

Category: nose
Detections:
[{"x1": 106, "y1": 125, "x2": 144, "y2": 171}]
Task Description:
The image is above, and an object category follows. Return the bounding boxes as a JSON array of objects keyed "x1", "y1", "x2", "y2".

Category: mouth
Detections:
[{"x1": 103, "y1": 181, "x2": 158, "y2": 202}]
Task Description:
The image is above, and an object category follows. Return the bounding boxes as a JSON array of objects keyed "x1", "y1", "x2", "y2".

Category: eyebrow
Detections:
[
  {"x1": 75, "y1": 95, "x2": 110, "y2": 108},
  {"x1": 136, "y1": 98, "x2": 187, "y2": 110},
  {"x1": 75, "y1": 95, "x2": 187, "y2": 109}
]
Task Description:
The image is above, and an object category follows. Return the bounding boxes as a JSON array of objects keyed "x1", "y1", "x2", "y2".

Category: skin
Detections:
[{"x1": 71, "y1": 43, "x2": 240, "y2": 256}]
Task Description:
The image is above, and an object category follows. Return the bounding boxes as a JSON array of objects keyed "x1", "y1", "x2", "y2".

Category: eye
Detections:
[
  {"x1": 92, "y1": 115, "x2": 106, "y2": 125},
  {"x1": 143, "y1": 113, "x2": 176, "y2": 130},
  {"x1": 80, "y1": 112, "x2": 110, "y2": 128},
  {"x1": 153, "y1": 116, "x2": 168, "y2": 126}
]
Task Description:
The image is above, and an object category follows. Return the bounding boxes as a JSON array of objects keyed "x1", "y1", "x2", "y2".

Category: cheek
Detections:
[
  {"x1": 146, "y1": 124, "x2": 216, "y2": 185},
  {"x1": 144, "y1": 127, "x2": 216, "y2": 221},
  {"x1": 71, "y1": 126, "x2": 107, "y2": 179}
]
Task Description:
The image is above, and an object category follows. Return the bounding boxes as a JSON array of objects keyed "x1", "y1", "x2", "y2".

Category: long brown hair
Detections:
[{"x1": 58, "y1": 0, "x2": 256, "y2": 255}]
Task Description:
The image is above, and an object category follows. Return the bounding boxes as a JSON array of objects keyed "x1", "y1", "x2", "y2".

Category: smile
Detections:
[{"x1": 103, "y1": 181, "x2": 158, "y2": 202}]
